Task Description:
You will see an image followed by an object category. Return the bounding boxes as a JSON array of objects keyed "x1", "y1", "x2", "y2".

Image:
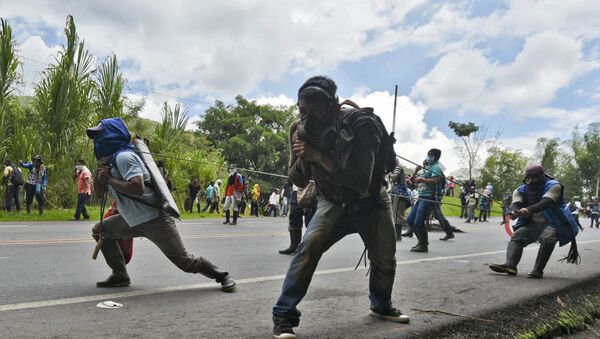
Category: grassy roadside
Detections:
[
  {"x1": 0, "y1": 195, "x2": 503, "y2": 222},
  {"x1": 415, "y1": 274, "x2": 600, "y2": 339}
]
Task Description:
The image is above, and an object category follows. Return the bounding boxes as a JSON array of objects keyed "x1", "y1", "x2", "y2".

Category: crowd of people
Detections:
[{"x1": 1, "y1": 75, "x2": 598, "y2": 339}]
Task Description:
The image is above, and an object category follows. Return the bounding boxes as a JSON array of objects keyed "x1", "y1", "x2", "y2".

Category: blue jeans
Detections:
[
  {"x1": 406, "y1": 198, "x2": 432, "y2": 243},
  {"x1": 273, "y1": 189, "x2": 397, "y2": 326},
  {"x1": 74, "y1": 193, "x2": 90, "y2": 220}
]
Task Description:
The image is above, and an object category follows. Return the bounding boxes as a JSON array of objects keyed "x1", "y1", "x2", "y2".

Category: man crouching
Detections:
[{"x1": 88, "y1": 118, "x2": 235, "y2": 291}]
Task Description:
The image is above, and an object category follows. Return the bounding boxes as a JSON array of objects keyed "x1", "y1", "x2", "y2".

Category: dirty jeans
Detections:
[{"x1": 273, "y1": 189, "x2": 397, "y2": 326}]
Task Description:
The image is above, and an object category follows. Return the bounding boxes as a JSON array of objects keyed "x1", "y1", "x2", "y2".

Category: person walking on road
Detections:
[
  {"x1": 489, "y1": 164, "x2": 580, "y2": 279},
  {"x1": 589, "y1": 198, "x2": 599, "y2": 228},
  {"x1": 210, "y1": 179, "x2": 221, "y2": 214},
  {"x1": 272, "y1": 76, "x2": 409, "y2": 339},
  {"x1": 72, "y1": 159, "x2": 92, "y2": 220},
  {"x1": 202, "y1": 183, "x2": 213, "y2": 212},
  {"x1": 87, "y1": 118, "x2": 235, "y2": 291},
  {"x1": 405, "y1": 148, "x2": 446, "y2": 252}
]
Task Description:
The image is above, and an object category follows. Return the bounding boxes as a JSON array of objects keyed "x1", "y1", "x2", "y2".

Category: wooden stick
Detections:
[{"x1": 410, "y1": 308, "x2": 495, "y2": 323}]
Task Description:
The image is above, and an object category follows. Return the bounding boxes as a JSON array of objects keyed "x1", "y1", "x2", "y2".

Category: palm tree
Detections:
[
  {"x1": 0, "y1": 18, "x2": 21, "y2": 158},
  {"x1": 94, "y1": 53, "x2": 125, "y2": 121},
  {"x1": 154, "y1": 102, "x2": 190, "y2": 153}
]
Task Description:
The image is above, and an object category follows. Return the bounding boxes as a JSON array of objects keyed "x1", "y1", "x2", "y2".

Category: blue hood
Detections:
[{"x1": 92, "y1": 118, "x2": 134, "y2": 161}]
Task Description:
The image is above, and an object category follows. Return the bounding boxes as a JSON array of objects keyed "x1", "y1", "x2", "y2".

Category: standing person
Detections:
[
  {"x1": 268, "y1": 189, "x2": 281, "y2": 217},
  {"x1": 459, "y1": 186, "x2": 468, "y2": 218},
  {"x1": 201, "y1": 182, "x2": 213, "y2": 212},
  {"x1": 187, "y1": 177, "x2": 201, "y2": 213},
  {"x1": 278, "y1": 184, "x2": 317, "y2": 255},
  {"x1": 272, "y1": 76, "x2": 408, "y2": 339},
  {"x1": 281, "y1": 181, "x2": 291, "y2": 217},
  {"x1": 86, "y1": 118, "x2": 235, "y2": 291},
  {"x1": 568, "y1": 196, "x2": 583, "y2": 230},
  {"x1": 406, "y1": 148, "x2": 444, "y2": 252},
  {"x1": 3, "y1": 159, "x2": 23, "y2": 213},
  {"x1": 223, "y1": 168, "x2": 244, "y2": 225},
  {"x1": 72, "y1": 159, "x2": 92, "y2": 221},
  {"x1": 429, "y1": 171, "x2": 455, "y2": 241},
  {"x1": 465, "y1": 186, "x2": 479, "y2": 223},
  {"x1": 20, "y1": 155, "x2": 47, "y2": 216},
  {"x1": 589, "y1": 198, "x2": 599, "y2": 228},
  {"x1": 389, "y1": 159, "x2": 411, "y2": 241},
  {"x1": 501, "y1": 190, "x2": 513, "y2": 224},
  {"x1": 210, "y1": 179, "x2": 221, "y2": 214},
  {"x1": 478, "y1": 189, "x2": 490, "y2": 222},
  {"x1": 489, "y1": 164, "x2": 580, "y2": 279},
  {"x1": 446, "y1": 176, "x2": 456, "y2": 197},
  {"x1": 250, "y1": 183, "x2": 261, "y2": 217}
]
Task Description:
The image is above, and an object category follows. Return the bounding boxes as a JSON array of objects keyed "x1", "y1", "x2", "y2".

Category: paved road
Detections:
[{"x1": 2, "y1": 216, "x2": 600, "y2": 338}]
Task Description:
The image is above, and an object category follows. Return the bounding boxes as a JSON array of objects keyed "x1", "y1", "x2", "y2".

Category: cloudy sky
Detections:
[{"x1": 4, "y1": 0, "x2": 600, "y2": 174}]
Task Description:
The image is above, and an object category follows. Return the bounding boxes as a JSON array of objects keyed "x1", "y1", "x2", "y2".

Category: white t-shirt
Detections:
[
  {"x1": 109, "y1": 151, "x2": 160, "y2": 227},
  {"x1": 269, "y1": 193, "x2": 280, "y2": 205}
]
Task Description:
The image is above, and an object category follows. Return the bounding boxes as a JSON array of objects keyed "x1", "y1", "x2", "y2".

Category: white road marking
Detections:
[
  {"x1": 0, "y1": 257, "x2": 9, "y2": 259},
  {"x1": 0, "y1": 225, "x2": 29, "y2": 228},
  {"x1": 2, "y1": 238, "x2": 600, "y2": 312}
]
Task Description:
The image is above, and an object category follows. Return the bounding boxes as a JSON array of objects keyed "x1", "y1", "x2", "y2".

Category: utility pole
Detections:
[{"x1": 392, "y1": 85, "x2": 398, "y2": 134}]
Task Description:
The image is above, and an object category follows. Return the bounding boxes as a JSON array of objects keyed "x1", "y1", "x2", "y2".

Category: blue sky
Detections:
[{"x1": 4, "y1": 0, "x2": 600, "y2": 174}]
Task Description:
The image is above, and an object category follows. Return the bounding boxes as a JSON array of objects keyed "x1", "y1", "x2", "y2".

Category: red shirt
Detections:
[{"x1": 77, "y1": 168, "x2": 92, "y2": 194}]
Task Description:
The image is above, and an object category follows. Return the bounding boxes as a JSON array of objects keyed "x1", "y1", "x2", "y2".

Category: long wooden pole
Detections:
[{"x1": 392, "y1": 85, "x2": 398, "y2": 133}]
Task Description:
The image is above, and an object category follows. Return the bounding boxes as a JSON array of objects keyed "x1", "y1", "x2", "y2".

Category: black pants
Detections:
[
  {"x1": 24, "y1": 183, "x2": 44, "y2": 214},
  {"x1": 74, "y1": 193, "x2": 90, "y2": 220},
  {"x1": 288, "y1": 201, "x2": 316, "y2": 230},
  {"x1": 250, "y1": 200, "x2": 259, "y2": 216},
  {"x1": 5, "y1": 185, "x2": 22, "y2": 212},
  {"x1": 591, "y1": 214, "x2": 599, "y2": 228}
]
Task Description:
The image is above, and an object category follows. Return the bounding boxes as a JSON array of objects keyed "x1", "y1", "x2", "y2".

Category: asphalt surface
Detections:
[{"x1": 2, "y1": 215, "x2": 600, "y2": 338}]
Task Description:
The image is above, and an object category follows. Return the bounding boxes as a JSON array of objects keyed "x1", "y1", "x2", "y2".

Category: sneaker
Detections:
[
  {"x1": 439, "y1": 234, "x2": 454, "y2": 241},
  {"x1": 96, "y1": 274, "x2": 131, "y2": 287},
  {"x1": 410, "y1": 244, "x2": 428, "y2": 252},
  {"x1": 369, "y1": 308, "x2": 410, "y2": 323},
  {"x1": 273, "y1": 320, "x2": 296, "y2": 339},
  {"x1": 488, "y1": 264, "x2": 517, "y2": 276},
  {"x1": 219, "y1": 275, "x2": 236, "y2": 292}
]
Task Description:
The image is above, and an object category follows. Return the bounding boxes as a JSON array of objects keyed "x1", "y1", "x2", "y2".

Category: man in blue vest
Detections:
[{"x1": 489, "y1": 164, "x2": 579, "y2": 279}]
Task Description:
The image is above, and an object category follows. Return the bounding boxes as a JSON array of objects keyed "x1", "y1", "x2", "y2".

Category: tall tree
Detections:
[
  {"x1": 197, "y1": 95, "x2": 296, "y2": 187},
  {"x1": 0, "y1": 18, "x2": 21, "y2": 159},
  {"x1": 94, "y1": 53, "x2": 125, "y2": 121},
  {"x1": 479, "y1": 146, "x2": 530, "y2": 198},
  {"x1": 572, "y1": 123, "x2": 600, "y2": 198},
  {"x1": 154, "y1": 101, "x2": 190, "y2": 154},
  {"x1": 448, "y1": 121, "x2": 489, "y2": 181},
  {"x1": 534, "y1": 137, "x2": 560, "y2": 176}
]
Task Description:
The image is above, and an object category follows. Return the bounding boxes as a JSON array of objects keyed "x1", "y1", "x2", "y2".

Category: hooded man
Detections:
[
  {"x1": 271, "y1": 76, "x2": 408, "y2": 339},
  {"x1": 406, "y1": 148, "x2": 453, "y2": 252},
  {"x1": 87, "y1": 118, "x2": 235, "y2": 291},
  {"x1": 489, "y1": 164, "x2": 580, "y2": 279},
  {"x1": 223, "y1": 167, "x2": 244, "y2": 225}
]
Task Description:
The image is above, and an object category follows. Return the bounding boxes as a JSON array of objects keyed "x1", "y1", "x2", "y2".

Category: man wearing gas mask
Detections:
[
  {"x1": 271, "y1": 76, "x2": 408, "y2": 339},
  {"x1": 489, "y1": 164, "x2": 580, "y2": 279},
  {"x1": 405, "y1": 149, "x2": 445, "y2": 252}
]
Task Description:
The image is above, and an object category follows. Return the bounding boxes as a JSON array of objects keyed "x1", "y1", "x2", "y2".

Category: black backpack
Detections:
[{"x1": 10, "y1": 165, "x2": 25, "y2": 186}]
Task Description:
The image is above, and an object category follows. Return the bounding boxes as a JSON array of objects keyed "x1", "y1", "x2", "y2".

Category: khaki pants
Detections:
[{"x1": 92, "y1": 212, "x2": 209, "y2": 276}]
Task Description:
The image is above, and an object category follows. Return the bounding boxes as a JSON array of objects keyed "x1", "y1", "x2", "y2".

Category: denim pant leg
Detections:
[
  {"x1": 407, "y1": 199, "x2": 430, "y2": 237},
  {"x1": 358, "y1": 190, "x2": 397, "y2": 312},
  {"x1": 273, "y1": 198, "x2": 348, "y2": 325},
  {"x1": 75, "y1": 193, "x2": 86, "y2": 218},
  {"x1": 5, "y1": 186, "x2": 12, "y2": 211},
  {"x1": 431, "y1": 202, "x2": 453, "y2": 235}
]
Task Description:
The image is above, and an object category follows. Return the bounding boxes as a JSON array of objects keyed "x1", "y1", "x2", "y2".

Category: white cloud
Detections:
[
  {"x1": 253, "y1": 94, "x2": 295, "y2": 108},
  {"x1": 411, "y1": 31, "x2": 599, "y2": 121},
  {"x1": 4, "y1": 0, "x2": 426, "y2": 99},
  {"x1": 15, "y1": 36, "x2": 60, "y2": 95}
]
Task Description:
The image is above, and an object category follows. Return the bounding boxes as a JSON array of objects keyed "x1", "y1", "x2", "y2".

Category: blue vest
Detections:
[{"x1": 514, "y1": 179, "x2": 579, "y2": 246}]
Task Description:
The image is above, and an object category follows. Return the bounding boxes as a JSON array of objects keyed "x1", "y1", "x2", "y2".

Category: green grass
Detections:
[
  {"x1": 0, "y1": 195, "x2": 504, "y2": 222},
  {"x1": 0, "y1": 205, "x2": 230, "y2": 222}
]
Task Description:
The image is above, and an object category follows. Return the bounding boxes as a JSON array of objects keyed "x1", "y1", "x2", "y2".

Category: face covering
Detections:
[
  {"x1": 76, "y1": 165, "x2": 84, "y2": 171},
  {"x1": 425, "y1": 156, "x2": 435, "y2": 165}
]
